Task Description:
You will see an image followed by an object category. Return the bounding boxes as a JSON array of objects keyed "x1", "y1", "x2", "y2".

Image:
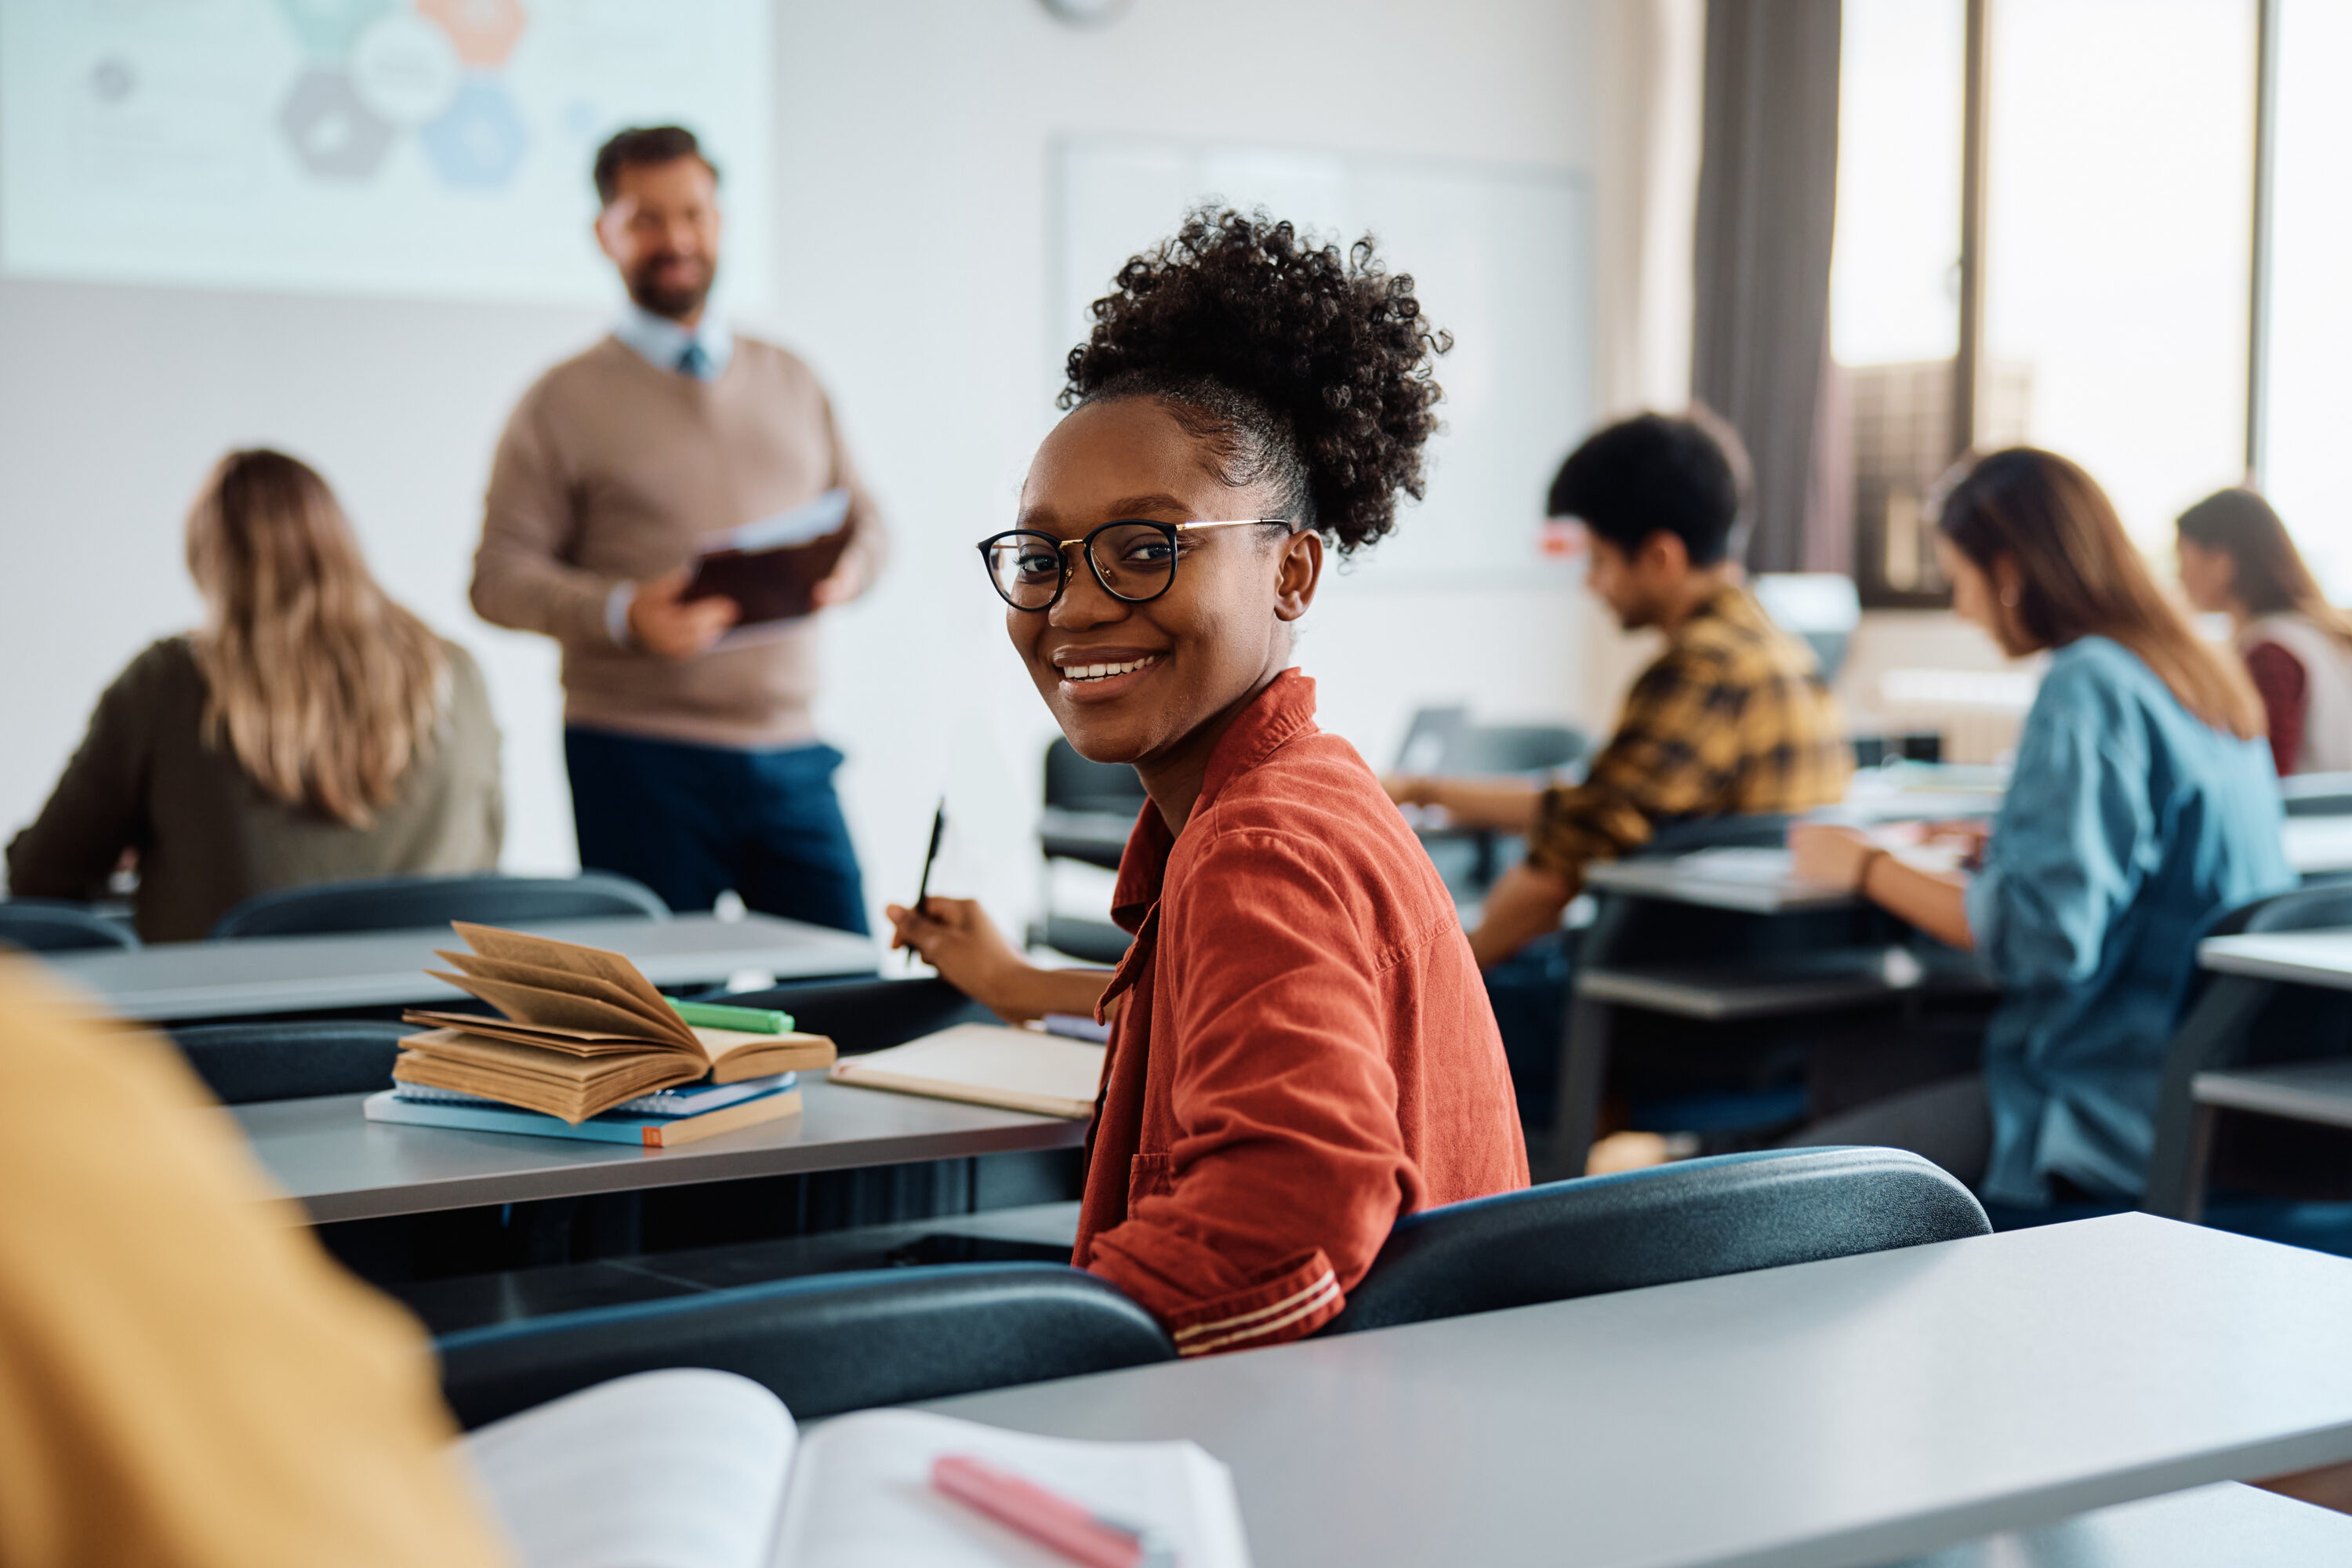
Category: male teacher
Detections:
[{"x1": 471, "y1": 125, "x2": 884, "y2": 934}]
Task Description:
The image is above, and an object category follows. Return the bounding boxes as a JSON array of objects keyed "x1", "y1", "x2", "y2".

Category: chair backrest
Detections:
[
  {"x1": 167, "y1": 1020, "x2": 409, "y2": 1105},
  {"x1": 209, "y1": 872, "x2": 670, "y2": 940},
  {"x1": 434, "y1": 1263, "x2": 1175, "y2": 1430},
  {"x1": 0, "y1": 898, "x2": 139, "y2": 953},
  {"x1": 1043, "y1": 739, "x2": 1147, "y2": 814},
  {"x1": 1446, "y1": 723, "x2": 1590, "y2": 779},
  {"x1": 699, "y1": 975, "x2": 993, "y2": 1054},
  {"x1": 1320, "y1": 1147, "x2": 1988, "y2": 1337}
]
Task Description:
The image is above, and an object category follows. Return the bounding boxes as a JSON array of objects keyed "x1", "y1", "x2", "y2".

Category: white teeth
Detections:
[{"x1": 1059, "y1": 655, "x2": 1160, "y2": 682}]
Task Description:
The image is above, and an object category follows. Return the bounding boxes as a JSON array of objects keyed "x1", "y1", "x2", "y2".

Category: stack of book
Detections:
[{"x1": 361, "y1": 923, "x2": 837, "y2": 1146}]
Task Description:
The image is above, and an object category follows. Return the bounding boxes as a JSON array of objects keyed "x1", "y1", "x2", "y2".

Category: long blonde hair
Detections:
[
  {"x1": 1938, "y1": 448, "x2": 2266, "y2": 741},
  {"x1": 184, "y1": 450, "x2": 448, "y2": 828}
]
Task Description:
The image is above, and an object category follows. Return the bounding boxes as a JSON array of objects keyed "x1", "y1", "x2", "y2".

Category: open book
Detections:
[
  {"x1": 829, "y1": 1023, "x2": 1107, "y2": 1120},
  {"x1": 461, "y1": 1368, "x2": 1250, "y2": 1568},
  {"x1": 396, "y1": 923, "x2": 837, "y2": 1122}
]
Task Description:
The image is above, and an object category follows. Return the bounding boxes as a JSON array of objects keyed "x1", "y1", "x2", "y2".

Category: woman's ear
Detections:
[
  {"x1": 1991, "y1": 553, "x2": 2032, "y2": 645},
  {"x1": 1273, "y1": 529, "x2": 1323, "y2": 623}
]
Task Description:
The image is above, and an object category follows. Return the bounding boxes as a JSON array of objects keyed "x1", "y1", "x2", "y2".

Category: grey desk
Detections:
[
  {"x1": 38, "y1": 913, "x2": 878, "y2": 1023},
  {"x1": 1582, "y1": 851, "x2": 1850, "y2": 914},
  {"x1": 2143, "y1": 926, "x2": 2352, "y2": 1219},
  {"x1": 2283, "y1": 815, "x2": 2352, "y2": 877},
  {"x1": 923, "y1": 1215, "x2": 2352, "y2": 1568},
  {"x1": 233, "y1": 1077, "x2": 1087, "y2": 1225}
]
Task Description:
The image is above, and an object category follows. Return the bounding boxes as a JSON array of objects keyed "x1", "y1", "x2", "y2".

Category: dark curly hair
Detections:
[{"x1": 1058, "y1": 209, "x2": 1450, "y2": 554}]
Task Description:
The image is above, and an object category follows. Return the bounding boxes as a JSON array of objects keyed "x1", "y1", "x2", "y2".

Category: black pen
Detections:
[{"x1": 908, "y1": 798, "x2": 946, "y2": 970}]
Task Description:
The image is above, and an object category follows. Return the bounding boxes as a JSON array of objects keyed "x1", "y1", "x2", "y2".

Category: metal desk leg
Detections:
[
  {"x1": 1544, "y1": 993, "x2": 1613, "y2": 1183},
  {"x1": 2143, "y1": 975, "x2": 2275, "y2": 1221}
]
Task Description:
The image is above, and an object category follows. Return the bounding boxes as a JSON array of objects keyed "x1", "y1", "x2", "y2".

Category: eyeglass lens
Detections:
[{"x1": 985, "y1": 523, "x2": 1179, "y2": 609}]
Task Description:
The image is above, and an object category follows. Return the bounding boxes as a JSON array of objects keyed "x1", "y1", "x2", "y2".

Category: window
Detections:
[
  {"x1": 1983, "y1": 0, "x2": 2254, "y2": 548},
  {"x1": 2259, "y1": 0, "x2": 2352, "y2": 597},
  {"x1": 1831, "y1": 0, "x2": 1969, "y2": 603},
  {"x1": 1831, "y1": 0, "x2": 2294, "y2": 604}
]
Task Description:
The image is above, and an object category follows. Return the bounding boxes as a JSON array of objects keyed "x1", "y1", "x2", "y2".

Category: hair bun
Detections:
[{"x1": 1060, "y1": 208, "x2": 1450, "y2": 554}]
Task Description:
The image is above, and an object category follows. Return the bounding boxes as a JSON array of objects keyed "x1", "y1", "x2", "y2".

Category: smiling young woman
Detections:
[{"x1": 889, "y1": 209, "x2": 1528, "y2": 1351}]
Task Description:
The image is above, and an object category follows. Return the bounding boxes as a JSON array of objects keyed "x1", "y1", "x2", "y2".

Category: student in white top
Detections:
[{"x1": 2176, "y1": 487, "x2": 2352, "y2": 777}]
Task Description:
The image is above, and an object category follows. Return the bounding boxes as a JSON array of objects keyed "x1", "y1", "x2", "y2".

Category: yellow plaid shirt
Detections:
[{"x1": 1526, "y1": 585, "x2": 1853, "y2": 886}]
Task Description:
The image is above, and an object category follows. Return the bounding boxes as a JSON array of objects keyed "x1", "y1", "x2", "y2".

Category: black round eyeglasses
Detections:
[{"x1": 975, "y1": 518, "x2": 1291, "y2": 612}]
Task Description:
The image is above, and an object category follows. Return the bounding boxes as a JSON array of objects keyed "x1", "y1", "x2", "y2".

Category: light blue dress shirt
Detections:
[
  {"x1": 600, "y1": 305, "x2": 737, "y2": 643},
  {"x1": 612, "y1": 303, "x2": 734, "y2": 382},
  {"x1": 1965, "y1": 635, "x2": 2293, "y2": 1207}
]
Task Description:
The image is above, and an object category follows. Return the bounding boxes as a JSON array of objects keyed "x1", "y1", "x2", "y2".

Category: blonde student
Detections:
[
  {"x1": 7, "y1": 449, "x2": 503, "y2": 941},
  {"x1": 0, "y1": 959, "x2": 510, "y2": 1566}
]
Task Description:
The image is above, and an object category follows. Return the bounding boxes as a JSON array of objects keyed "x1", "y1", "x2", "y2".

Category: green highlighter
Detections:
[{"x1": 666, "y1": 999, "x2": 794, "y2": 1035}]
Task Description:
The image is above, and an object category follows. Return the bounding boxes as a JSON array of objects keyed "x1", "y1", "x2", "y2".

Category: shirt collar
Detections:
[
  {"x1": 1107, "y1": 668, "x2": 1320, "y2": 931},
  {"x1": 613, "y1": 303, "x2": 734, "y2": 381}
]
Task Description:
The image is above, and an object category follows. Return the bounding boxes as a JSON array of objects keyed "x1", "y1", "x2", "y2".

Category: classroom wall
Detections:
[{"x1": 0, "y1": 0, "x2": 1635, "y2": 939}]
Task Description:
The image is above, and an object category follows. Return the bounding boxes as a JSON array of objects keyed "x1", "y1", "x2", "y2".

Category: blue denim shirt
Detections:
[{"x1": 1965, "y1": 636, "x2": 2292, "y2": 1206}]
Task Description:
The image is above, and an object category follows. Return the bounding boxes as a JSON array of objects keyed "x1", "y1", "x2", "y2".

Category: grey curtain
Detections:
[{"x1": 1691, "y1": 0, "x2": 1842, "y2": 573}]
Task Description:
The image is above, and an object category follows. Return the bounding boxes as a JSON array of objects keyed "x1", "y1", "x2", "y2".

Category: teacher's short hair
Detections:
[{"x1": 593, "y1": 126, "x2": 720, "y2": 205}]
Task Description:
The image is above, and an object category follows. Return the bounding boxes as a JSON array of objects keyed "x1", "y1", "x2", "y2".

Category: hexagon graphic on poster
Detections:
[
  {"x1": 419, "y1": 0, "x2": 530, "y2": 68},
  {"x1": 419, "y1": 78, "x2": 529, "y2": 188},
  {"x1": 278, "y1": 70, "x2": 397, "y2": 179},
  {"x1": 350, "y1": 11, "x2": 464, "y2": 128},
  {"x1": 272, "y1": 0, "x2": 398, "y2": 60}
]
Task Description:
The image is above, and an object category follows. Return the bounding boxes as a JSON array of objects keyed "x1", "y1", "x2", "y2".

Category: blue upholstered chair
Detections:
[
  {"x1": 0, "y1": 898, "x2": 138, "y2": 953},
  {"x1": 167, "y1": 1020, "x2": 409, "y2": 1105},
  {"x1": 209, "y1": 871, "x2": 670, "y2": 939},
  {"x1": 434, "y1": 1263, "x2": 1175, "y2": 1430},
  {"x1": 1322, "y1": 1146, "x2": 1989, "y2": 1336}
]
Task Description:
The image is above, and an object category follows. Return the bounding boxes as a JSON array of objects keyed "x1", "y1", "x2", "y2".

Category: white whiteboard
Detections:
[
  {"x1": 1051, "y1": 136, "x2": 1593, "y2": 586},
  {"x1": 0, "y1": 0, "x2": 771, "y2": 309}
]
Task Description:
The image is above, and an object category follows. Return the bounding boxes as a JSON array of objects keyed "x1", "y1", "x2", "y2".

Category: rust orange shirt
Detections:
[{"x1": 1075, "y1": 670, "x2": 1528, "y2": 1353}]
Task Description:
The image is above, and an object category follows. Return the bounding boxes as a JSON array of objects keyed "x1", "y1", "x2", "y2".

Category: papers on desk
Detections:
[
  {"x1": 829, "y1": 1023, "x2": 1107, "y2": 1120},
  {"x1": 460, "y1": 1368, "x2": 1250, "y2": 1568}
]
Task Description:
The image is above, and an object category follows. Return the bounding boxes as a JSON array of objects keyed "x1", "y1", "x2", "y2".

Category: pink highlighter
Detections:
[{"x1": 931, "y1": 1453, "x2": 1177, "y2": 1568}]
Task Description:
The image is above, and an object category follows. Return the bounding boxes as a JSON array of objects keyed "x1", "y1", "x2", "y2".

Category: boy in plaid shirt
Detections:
[{"x1": 1388, "y1": 411, "x2": 1852, "y2": 970}]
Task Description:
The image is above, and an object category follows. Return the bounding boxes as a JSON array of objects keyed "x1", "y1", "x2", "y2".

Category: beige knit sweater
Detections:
[{"x1": 470, "y1": 334, "x2": 886, "y2": 749}]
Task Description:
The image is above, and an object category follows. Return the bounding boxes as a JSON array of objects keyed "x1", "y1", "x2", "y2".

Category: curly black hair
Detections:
[{"x1": 1059, "y1": 209, "x2": 1450, "y2": 554}]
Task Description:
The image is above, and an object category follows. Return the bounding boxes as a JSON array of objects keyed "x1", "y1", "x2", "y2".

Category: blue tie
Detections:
[{"x1": 677, "y1": 342, "x2": 712, "y2": 380}]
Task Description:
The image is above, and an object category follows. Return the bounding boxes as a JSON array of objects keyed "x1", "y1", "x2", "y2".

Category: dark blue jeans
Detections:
[{"x1": 564, "y1": 728, "x2": 869, "y2": 935}]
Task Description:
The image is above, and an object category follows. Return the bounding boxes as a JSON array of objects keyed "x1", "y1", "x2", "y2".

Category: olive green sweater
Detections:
[{"x1": 5, "y1": 638, "x2": 503, "y2": 942}]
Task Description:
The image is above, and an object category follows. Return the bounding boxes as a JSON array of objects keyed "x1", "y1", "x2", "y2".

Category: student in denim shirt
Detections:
[{"x1": 1790, "y1": 449, "x2": 2292, "y2": 1207}]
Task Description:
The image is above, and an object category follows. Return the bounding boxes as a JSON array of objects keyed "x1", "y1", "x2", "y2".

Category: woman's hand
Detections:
[
  {"x1": 1788, "y1": 822, "x2": 1880, "y2": 891},
  {"x1": 884, "y1": 897, "x2": 1027, "y2": 1011}
]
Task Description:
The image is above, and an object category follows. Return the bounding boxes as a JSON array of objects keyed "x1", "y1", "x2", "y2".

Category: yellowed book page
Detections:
[
  {"x1": 826, "y1": 1025, "x2": 1104, "y2": 1120},
  {"x1": 433, "y1": 949, "x2": 688, "y2": 1044},
  {"x1": 402, "y1": 1011, "x2": 652, "y2": 1054},
  {"x1": 426, "y1": 973, "x2": 707, "y2": 1064},
  {"x1": 699, "y1": 1030, "x2": 838, "y2": 1082},
  {"x1": 394, "y1": 1043, "x2": 699, "y2": 1121},
  {"x1": 452, "y1": 924, "x2": 687, "y2": 1036}
]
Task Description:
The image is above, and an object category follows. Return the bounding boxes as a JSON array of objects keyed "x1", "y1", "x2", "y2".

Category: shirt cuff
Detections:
[
  {"x1": 1160, "y1": 1248, "x2": 1344, "y2": 1357},
  {"x1": 604, "y1": 582, "x2": 637, "y2": 648}
]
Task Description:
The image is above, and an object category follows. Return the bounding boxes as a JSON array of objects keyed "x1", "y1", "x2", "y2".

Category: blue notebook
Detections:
[
  {"x1": 391, "y1": 1073, "x2": 797, "y2": 1119},
  {"x1": 365, "y1": 1076, "x2": 800, "y2": 1147}
]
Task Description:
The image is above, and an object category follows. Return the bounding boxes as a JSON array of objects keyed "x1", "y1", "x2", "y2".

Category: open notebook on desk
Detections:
[{"x1": 462, "y1": 1368, "x2": 1250, "y2": 1568}]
